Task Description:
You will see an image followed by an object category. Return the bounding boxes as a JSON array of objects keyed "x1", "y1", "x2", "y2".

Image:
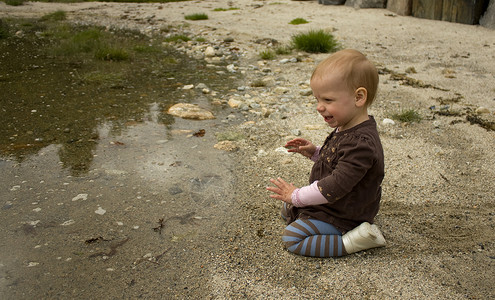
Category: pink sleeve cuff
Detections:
[
  {"x1": 291, "y1": 181, "x2": 328, "y2": 207},
  {"x1": 311, "y1": 146, "x2": 321, "y2": 162}
]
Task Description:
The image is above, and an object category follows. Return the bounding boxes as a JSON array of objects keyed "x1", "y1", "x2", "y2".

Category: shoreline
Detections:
[{"x1": 1, "y1": 1, "x2": 495, "y2": 298}]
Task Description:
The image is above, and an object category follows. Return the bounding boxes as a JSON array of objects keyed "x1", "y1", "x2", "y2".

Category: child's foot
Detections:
[{"x1": 342, "y1": 222, "x2": 386, "y2": 254}]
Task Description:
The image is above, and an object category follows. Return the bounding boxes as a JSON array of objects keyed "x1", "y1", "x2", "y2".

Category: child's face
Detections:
[{"x1": 310, "y1": 72, "x2": 367, "y2": 131}]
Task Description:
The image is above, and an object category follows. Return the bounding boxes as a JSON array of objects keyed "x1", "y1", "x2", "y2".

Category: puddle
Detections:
[{"x1": 0, "y1": 18, "x2": 243, "y2": 298}]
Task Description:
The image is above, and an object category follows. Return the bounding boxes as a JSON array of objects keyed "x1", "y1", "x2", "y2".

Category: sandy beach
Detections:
[{"x1": 1, "y1": 0, "x2": 495, "y2": 298}]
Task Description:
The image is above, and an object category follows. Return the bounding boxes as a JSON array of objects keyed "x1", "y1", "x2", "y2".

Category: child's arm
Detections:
[
  {"x1": 285, "y1": 138, "x2": 318, "y2": 159},
  {"x1": 267, "y1": 179, "x2": 327, "y2": 207},
  {"x1": 291, "y1": 181, "x2": 327, "y2": 207}
]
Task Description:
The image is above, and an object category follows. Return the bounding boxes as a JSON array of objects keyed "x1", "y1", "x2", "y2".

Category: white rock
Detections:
[
  {"x1": 228, "y1": 98, "x2": 243, "y2": 108},
  {"x1": 275, "y1": 147, "x2": 290, "y2": 154},
  {"x1": 167, "y1": 103, "x2": 215, "y2": 120},
  {"x1": 204, "y1": 46, "x2": 216, "y2": 57},
  {"x1": 182, "y1": 84, "x2": 194, "y2": 90},
  {"x1": 226, "y1": 64, "x2": 236, "y2": 73},
  {"x1": 382, "y1": 118, "x2": 396, "y2": 125},
  {"x1": 95, "y1": 207, "x2": 106, "y2": 215},
  {"x1": 60, "y1": 220, "x2": 75, "y2": 226},
  {"x1": 72, "y1": 193, "x2": 88, "y2": 201},
  {"x1": 476, "y1": 107, "x2": 490, "y2": 114},
  {"x1": 274, "y1": 87, "x2": 289, "y2": 94}
]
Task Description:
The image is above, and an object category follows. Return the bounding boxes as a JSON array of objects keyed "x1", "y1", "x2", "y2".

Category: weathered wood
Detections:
[
  {"x1": 387, "y1": 0, "x2": 413, "y2": 15},
  {"x1": 412, "y1": 0, "x2": 444, "y2": 20},
  {"x1": 442, "y1": 0, "x2": 490, "y2": 24}
]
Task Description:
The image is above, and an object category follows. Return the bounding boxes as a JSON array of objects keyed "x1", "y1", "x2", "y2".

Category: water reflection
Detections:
[{"x1": 0, "y1": 20, "x2": 238, "y2": 175}]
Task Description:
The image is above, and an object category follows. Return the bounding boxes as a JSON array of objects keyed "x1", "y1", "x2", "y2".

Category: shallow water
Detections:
[{"x1": 0, "y1": 20, "x2": 243, "y2": 298}]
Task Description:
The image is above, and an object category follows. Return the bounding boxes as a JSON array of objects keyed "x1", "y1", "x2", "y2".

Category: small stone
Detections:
[
  {"x1": 382, "y1": 118, "x2": 396, "y2": 125},
  {"x1": 275, "y1": 147, "x2": 290, "y2": 154},
  {"x1": 291, "y1": 129, "x2": 302, "y2": 136},
  {"x1": 167, "y1": 103, "x2": 215, "y2": 120},
  {"x1": 475, "y1": 107, "x2": 490, "y2": 114},
  {"x1": 182, "y1": 84, "x2": 194, "y2": 90},
  {"x1": 224, "y1": 37, "x2": 234, "y2": 43},
  {"x1": 214, "y1": 141, "x2": 238, "y2": 151},
  {"x1": 226, "y1": 64, "x2": 236, "y2": 73},
  {"x1": 60, "y1": 220, "x2": 75, "y2": 226},
  {"x1": 72, "y1": 193, "x2": 88, "y2": 201},
  {"x1": 95, "y1": 207, "x2": 106, "y2": 215},
  {"x1": 204, "y1": 46, "x2": 215, "y2": 57},
  {"x1": 300, "y1": 89, "x2": 313, "y2": 96},
  {"x1": 274, "y1": 87, "x2": 289, "y2": 94},
  {"x1": 169, "y1": 186, "x2": 183, "y2": 195},
  {"x1": 228, "y1": 98, "x2": 243, "y2": 108}
]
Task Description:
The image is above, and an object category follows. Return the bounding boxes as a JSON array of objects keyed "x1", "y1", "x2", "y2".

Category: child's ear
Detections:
[{"x1": 355, "y1": 87, "x2": 368, "y2": 107}]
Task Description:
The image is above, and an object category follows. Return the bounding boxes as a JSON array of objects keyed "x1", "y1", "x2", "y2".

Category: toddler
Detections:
[{"x1": 267, "y1": 49, "x2": 386, "y2": 257}]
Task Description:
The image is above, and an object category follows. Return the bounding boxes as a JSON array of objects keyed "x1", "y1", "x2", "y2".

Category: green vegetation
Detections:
[
  {"x1": 40, "y1": 10, "x2": 67, "y2": 21},
  {"x1": 213, "y1": 7, "x2": 240, "y2": 11},
  {"x1": 94, "y1": 46, "x2": 129, "y2": 61},
  {"x1": 259, "y1": 49, "x2": 275, "y2": 60},
  {"x1": 79, "y1": 71, "x2": 125, "y2": 86},
  {"x1": 289, "y1": 18, "x2": 309, "y2": 25},
  {"x1": 275, "y1": 45, "x2": 293, "y2": 55},
  {"x1": 184, "y1": 13, "x2": 209, "y2": 21},
  {"x1": 5, "y1": 0, "x2": 26, "y2": 6},
  {"x1": 391, "y1": 109, "x2": 423, "y2": 123},
  {"x1": 163, "y1": 34, "x2": 191, "y2": 42},
  {"x1": 291, "y1": 29, "x2": 339, "y2": 53}
]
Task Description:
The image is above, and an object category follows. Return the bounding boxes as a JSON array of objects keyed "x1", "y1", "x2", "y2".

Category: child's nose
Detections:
[{"x1": 316, "y1": 103, "x2": 324, "y2": 112}]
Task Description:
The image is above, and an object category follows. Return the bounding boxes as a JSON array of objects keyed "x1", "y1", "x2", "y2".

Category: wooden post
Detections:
[
  {"x1": 442, "y1": 0, "x2": 490, "y2": 24},
  {"x1": 412, "y1": 0, "x2": 444, "y2": 20}
]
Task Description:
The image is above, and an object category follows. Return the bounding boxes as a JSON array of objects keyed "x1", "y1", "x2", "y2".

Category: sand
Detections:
[{"x1": 1, "y1": 0, "x2": 495, "y2": 298}]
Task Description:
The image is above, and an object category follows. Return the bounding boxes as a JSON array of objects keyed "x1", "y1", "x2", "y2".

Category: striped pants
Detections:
[{"x1": 281, "y1": 203, "x2": 345, "y2": 257}]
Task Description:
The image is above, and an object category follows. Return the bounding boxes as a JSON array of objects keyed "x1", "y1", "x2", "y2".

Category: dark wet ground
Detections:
[{"x1": 0, "y1": 18, "x2": 243, "y2": 298}]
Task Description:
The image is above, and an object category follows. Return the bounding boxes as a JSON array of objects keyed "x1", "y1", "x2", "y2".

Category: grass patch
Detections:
[
  {"x1": 259, "y1": 49, "x2": 275, "y2": 60},
  {"x1": 275, "y1": 45, "x2": 293, "y2": 55},
  {"x1": 94, "y1": 46, "x2": 129, "y2": 61},
  {"x1": 391, "y1": 109, "x2": 422, "y2": 123},
  {"x1": 291, "y1": 29, "x2": 339, "y2": 53},
  {"x1": 184, "y1": 13, "x2": 209, "y2": 21},
  {"x1": 133, "y1": 44, "x2": 162, "y2": 53},
  {"x1": 79, "y1": 71, "x2": 125, "y2": 86},
  {"x1": 52, "y1": 27, "x2": 104, "y2": 55},
  {"x1": 289, "y1": 18, "x2": 309, "y2": 25},
  {"x1": 40, "y1": 10, "x2": 67, "y2": 21},
  {"x1": 163, "y1": 34, "x2": 191, "y2": 42},
  {"x1": 4, "y1": 0, "x2": 26, "y2": 6},
  {"x1": 213, "y1": 7, "x2": 240, "y2": 11}
]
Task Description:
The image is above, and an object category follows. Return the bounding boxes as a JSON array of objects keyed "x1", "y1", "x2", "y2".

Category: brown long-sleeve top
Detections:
[{"x1": 286, "y1": 116, "x2": 385, "y2": 233}]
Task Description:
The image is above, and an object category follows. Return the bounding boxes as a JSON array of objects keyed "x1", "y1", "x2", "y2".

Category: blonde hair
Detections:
[{"x1": 311, "y1": 49, "x2": 379, "y2": 106}]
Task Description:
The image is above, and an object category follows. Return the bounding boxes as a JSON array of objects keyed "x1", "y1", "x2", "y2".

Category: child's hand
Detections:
[
  {"x1": 266, "y1": 177, "x2": 296, "y2": 204},
  {"x1": 285, "y1": 138, "x2": 316, "y2": 159}
]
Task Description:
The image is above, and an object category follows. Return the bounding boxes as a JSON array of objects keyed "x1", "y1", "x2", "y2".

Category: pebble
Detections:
[
  {"x1": 204, "y1": 46, "x2": 216, "y2": 57},
  {"x1": 95, "y1": 207, "x2": 106, "y2": 215},
  {"x1": 72, "y1": 193, "x2": 88, "y2": 201},
  {"x1": 382, "y1": 118, "x2": 396, "y2": 125},
  {"x1": 475, "y1": 107, "x2": 490, "y2": 114}
]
